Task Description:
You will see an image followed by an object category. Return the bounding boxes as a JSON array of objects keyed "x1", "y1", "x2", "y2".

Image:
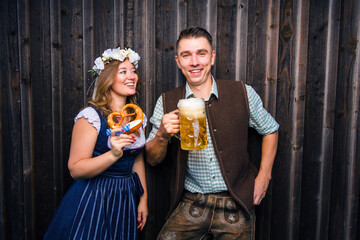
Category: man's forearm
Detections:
[
  {"x1": 145, "y1": 133, "x2": 170, "y2": 166},
  {"x1": 258, "y1": 131, "x2": 279, "y2": 179},
  {"x1": 253, "y1": 131, "x2": 278, "y2": 204}
]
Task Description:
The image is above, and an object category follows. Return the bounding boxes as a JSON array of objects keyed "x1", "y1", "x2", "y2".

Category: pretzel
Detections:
[{"x1": 107, "y1": 104, "x2": 143, "y2": 134}]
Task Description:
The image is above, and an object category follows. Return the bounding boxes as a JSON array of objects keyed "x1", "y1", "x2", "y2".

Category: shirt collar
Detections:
[{"x1": 185, "y1": 76, "x2": 219, "y2": 100}]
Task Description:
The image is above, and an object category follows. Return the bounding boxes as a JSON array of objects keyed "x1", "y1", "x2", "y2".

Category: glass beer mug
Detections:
[{"x1": 177, "y1": 98, "x2": 207, "y2": 150}]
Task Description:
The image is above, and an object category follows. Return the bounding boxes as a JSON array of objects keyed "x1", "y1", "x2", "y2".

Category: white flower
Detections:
[
  {"x1": 93, "y1": 57, "x2": 104, "y2": 73},
  {"x1": 102, "y1": 49, "x2": 113, "y2": 60},
  {"x1": 128, "y1": 50, "x2": 140, "y2": 63},
  {"x1": 91, "y1": 47, "x2": 141, "y2": 75},
  {"x1": 127, "y1": 48, "x2": 140, "y2": 69},
  {"x1": 111, "y1": 48, "x2": 126, "y2": 62}
]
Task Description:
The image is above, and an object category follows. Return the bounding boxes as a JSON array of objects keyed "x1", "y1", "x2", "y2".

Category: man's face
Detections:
[{"x1": 175, "y1": 37, "x2": 215, "y2": 87}]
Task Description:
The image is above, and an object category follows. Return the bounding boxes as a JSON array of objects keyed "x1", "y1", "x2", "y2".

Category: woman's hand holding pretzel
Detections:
[{"x1": 109, "y1": 130, "x2": 136, "y2": 159}]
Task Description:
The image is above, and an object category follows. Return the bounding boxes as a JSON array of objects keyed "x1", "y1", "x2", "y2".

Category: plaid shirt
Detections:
[{"x1": 147, "y1": 78, "x2": 279, "y2": 194}]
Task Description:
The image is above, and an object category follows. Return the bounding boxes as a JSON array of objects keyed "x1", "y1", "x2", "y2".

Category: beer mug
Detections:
[{"x1": 177, "y1": 98, "x2": 207, "y2": 150}]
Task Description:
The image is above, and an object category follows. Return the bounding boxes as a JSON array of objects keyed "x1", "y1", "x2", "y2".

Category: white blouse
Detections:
[{"x1": 74, "y1": 107, "x2": 147, "y2": 150}]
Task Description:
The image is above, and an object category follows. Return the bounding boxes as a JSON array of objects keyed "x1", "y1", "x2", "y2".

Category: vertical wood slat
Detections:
[
  {"x1": 0, "y1": 2, "x2": 7, "y2": 239},
  {"x1": 29, "y1": 0, "x2": 60, "y2": 237},
  {"x1": 154, "y1": 0, "x2": 179, "y2": 95},
  {"x1": 246, "y1": 0, "x2": 267, "y2": 89},
  {"x1": 132, "y1": 1, "x2": 154, "y2": 239},
  {"x1": 330, "y1": 0, "x2": 360, "y2": 239},
  {"x1": 1, "y1": 1, "x2": 24, "y2": 239},
  {"x1": 235, "y1": 0, "x2": 248, "y2": 85},
  {"x1": 82, "y1": 0, "x2": 94, "y2": 102},
  {"x1": 243, "y1": 2, "x2": 270, "y2": 238},
  {"x1": 93, "y1": 0, "x2": 115, "y2": 57},
  {"x1": 342, "y1": 3, "x2": 360, "y2": 240},
  {"x1": 59, "y1": 0, "x2": 84, "y2": 190},
  {"x1": 146, "y1": 2, "x2": 181, "y2": 238},
  {"x1": 49, "y1": 0, "x2": 64, "y2": 211},
  {"x1": 113, "y1": 0, "x2": 125, "y2": 48},
  {"x1": 251, "y1": 1, "x2": 280, "y2": 239},
  {"x1": 124, "y1": 0, "x2": 135, "y2": 48},
  {"x1": 142, "y1": 0, "x2": 156, "y2": 116},
  {"x1": 175, "y1": 0, "x2": 187, "y2": 87},
  {"x1": 264, "y1": 0, "x2": 280, "y2": 113},
  {"x1": 216, "y1": 0, "x2": 238, "y2": 81},
  {"x1": 0, "y1": 87, "x2": 4, "y2": 239},
  {"x1": 347, "y1": 4, "x2": 360, "y2": 236},
  {"x1": 272, "y1": 1, "x2": 309, "y2": 239},
  {"x1": 206, "y1": 0, "x2": 218, "y2": 57},
  {"x1": 140, "y1": 0, "x2": 156, "y2": 238},
  {"x1": 0, "y1": 111, "x2": 4, "y2": 240},
  {"x1": 300, "y1": 0, "x2": 340, "y2": 239},
  {"x1": 17, "y1": 0, "x2": 33, "y2": 238},
  {"x1": 289, "y1": 0, "x2": 310, "y2": 238}
]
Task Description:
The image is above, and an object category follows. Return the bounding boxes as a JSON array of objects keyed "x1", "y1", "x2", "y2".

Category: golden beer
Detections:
[{"x1": 178, "y1": 98, "x2": 207, "y2": 150}]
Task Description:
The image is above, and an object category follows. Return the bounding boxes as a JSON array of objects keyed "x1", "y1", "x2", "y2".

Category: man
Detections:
[{"x1": 146, "y1": 26, "x2": 279, "y2": 240}]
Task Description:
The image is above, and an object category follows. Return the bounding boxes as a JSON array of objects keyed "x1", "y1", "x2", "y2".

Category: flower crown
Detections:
[{"x1": 91, "y1": 47, "x2": 140, "y2": 75}]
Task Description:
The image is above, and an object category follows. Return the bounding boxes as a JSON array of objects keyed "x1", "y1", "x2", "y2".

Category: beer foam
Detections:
[{"x1": 177, "y1": 98, "x2": 205, "y2": 109}]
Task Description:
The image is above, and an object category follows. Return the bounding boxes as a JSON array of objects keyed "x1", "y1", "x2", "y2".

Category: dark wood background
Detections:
[{"x1": 1, "y1": 0, "x2": 359, "y2": 239}]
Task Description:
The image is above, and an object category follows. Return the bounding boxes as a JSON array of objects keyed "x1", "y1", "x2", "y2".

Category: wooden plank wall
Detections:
[{"x1": 0, "y1": 0, "x2": 359, "y2": 239}]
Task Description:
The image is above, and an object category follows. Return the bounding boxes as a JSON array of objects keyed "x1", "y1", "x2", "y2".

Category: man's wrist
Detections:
[
  {"x1": 257, "y1": 169, "x2": 272, "y2": 180},
  {"x1": 155, "y1": 129, "x2": 171, "y2": 142}
]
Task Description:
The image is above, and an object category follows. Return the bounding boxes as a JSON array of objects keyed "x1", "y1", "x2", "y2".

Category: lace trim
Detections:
[{"x1": 74, "y1": 107, "x2": 101, "y2": 134}]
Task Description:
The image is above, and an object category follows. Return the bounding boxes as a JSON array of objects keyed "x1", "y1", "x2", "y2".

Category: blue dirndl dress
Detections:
[{"x1": 44, "y1": 108, "x2": 145, "y2": 240}]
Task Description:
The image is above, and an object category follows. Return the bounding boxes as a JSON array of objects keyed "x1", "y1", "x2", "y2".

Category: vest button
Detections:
[
  {"x1": 219, "y1": 150, "x2": 223, "y2": 154},
  {"x1": 209, "y1": 103, "x2": 212, "y2": 107},
  {"x1": 214, "y1": 129, "x2": 217, "y2": 132}
]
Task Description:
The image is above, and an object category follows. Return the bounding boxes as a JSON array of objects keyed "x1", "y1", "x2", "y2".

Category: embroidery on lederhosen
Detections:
[
  {"x1": 218, "y1": 197, "x2": 245, "y2": 228},
  {"x1": 184, "y1": 194, "x2": 209, "y2": 224}
]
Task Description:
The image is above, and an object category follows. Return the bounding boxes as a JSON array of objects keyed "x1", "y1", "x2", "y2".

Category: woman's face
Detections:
[{"x1": 110, "y1": 60, "x2": 138, "y2": 98}]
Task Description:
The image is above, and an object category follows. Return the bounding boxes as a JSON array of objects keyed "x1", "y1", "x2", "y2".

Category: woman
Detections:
[{"x1": 44, "y1": 48, "x2": 148, "y2": 240}]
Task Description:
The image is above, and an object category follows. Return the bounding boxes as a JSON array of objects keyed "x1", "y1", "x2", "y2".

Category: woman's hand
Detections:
[
  {"x1": 137, "y1": 198, "x2": 148, "y2": 230},
  {"x1": 109, "y1": 130, "x2": 136, "y2": 159}
]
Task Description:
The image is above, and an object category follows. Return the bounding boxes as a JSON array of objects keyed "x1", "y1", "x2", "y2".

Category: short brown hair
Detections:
[{"x1": 176, "y1": 26, "x2": 213, "y2": 53}]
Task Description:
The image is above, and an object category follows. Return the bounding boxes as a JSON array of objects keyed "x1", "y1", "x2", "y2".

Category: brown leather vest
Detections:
[{"x1": 162, "y1": 80, "x2": 256, "y2": 217}]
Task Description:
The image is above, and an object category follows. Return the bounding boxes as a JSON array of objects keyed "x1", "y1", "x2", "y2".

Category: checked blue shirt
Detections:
[{"x1": 147, "y1": 78, "x2": 279, "y2": 194}]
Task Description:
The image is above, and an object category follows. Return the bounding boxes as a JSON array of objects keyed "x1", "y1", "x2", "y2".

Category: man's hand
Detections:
[
  {"x1": 158, "y1": 109, "x2": 180, "y2": 139},
  {"x1": 253, "y1": 131, "x2": 278, "y2": 205},
  {"x1": 253, "y1": 173, "x2": 270, "y2": 205}
]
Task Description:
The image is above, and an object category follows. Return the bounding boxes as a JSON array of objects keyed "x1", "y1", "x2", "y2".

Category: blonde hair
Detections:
[{"x1": 88, "y1": 60, "x2": 140, "y2": 117}]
